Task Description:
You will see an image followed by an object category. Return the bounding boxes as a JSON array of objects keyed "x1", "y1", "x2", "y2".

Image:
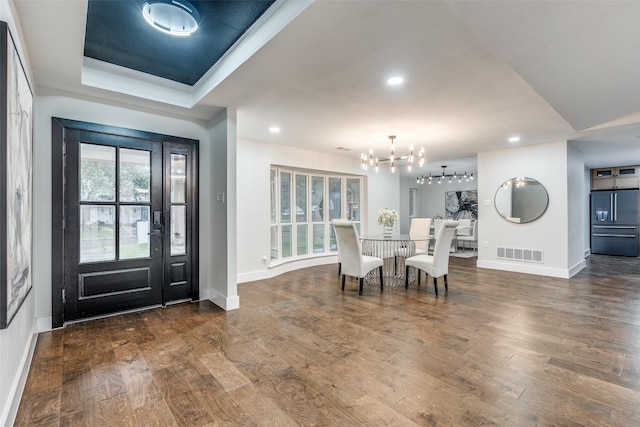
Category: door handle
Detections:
[{"x1": 614, "y1": 193, "x2": 617, "y2": 222}]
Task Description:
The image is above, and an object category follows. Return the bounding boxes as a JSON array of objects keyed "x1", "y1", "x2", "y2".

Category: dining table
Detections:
[{"x1": 360, "y1": 234, "x2": 428, "y2": 286}]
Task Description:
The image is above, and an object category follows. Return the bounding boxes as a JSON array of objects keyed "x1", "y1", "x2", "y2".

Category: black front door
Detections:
[{"x1": 52, "y1": 118, "x2": 198, "y2": 326}]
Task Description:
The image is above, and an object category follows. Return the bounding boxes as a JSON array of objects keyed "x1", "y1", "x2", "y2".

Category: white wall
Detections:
[
  {"x1": 567, "y1": 143, "x2": 587, "y2": 274},
  {"x1": 201, "y1": 109, "x2": 238, "y2": 309},
  {"x1": 477, "y1": 140, "x2": 585, "y2": 278},
  {"x1": 0, "y1": 2, "x2": 38, "y2": 425},
  {"x1": 236, "y1": 138, "x2": 400, "y2": 282}
]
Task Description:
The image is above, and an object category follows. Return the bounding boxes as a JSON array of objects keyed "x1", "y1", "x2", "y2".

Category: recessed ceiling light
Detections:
[
  {"x1": 387, "y1": 76, "x2": 404, "y2": 86},
  {"x1": 269, "y1": 126, "x2": 280, "y2": 133},
  {"x1": 508, "y1": 136, "x2": 521, "y2": 143},
  {"x1": 142, "y1": 0, "x2": 200, "y2": 37}
]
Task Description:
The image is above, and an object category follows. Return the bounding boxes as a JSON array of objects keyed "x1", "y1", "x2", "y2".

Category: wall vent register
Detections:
[{"x1": 497, "y1": 247, "x2": 543, "y2": 263}]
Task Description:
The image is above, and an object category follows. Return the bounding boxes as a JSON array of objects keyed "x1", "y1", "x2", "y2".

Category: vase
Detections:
[{"x1": 383, "y1": 225, "x2": 393, "y2": 238}]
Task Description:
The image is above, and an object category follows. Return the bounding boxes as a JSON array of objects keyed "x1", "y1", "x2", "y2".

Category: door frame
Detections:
[{"x1": 51, "y1": 117, "x2": 199, "y2": 328}]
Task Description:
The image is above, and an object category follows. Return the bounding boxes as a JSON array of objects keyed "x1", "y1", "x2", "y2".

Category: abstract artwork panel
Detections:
[
  {"x1": 1, "y1": 22, "x2": 33, "y2": 328},
  {"x1": 445, "y1": 190, "x2": 478, "y2": 220}
]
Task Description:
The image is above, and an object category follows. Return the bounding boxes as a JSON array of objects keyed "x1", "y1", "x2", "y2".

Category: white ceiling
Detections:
[{"x1": 13, "y1": 0, "x2": 640, "y2": 176}]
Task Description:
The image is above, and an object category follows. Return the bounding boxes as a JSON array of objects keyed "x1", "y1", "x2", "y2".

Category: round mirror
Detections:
[{"x1": 494, "y1": 177, "x2": 549, "y2": 224}]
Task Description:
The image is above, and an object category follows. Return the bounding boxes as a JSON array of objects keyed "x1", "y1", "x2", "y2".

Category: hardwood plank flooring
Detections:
[{"x1": 15, "y1": 255, "x2": 640, "y2": 426}]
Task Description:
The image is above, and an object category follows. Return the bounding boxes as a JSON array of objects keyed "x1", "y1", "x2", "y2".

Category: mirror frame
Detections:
[{"x1": 494, "y1": 177, "x2": 549, "y2": 224}]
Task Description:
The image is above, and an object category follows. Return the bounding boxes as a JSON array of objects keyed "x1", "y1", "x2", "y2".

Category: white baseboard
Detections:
[
  {"x1": 568, "y1": 259, "x2": 587, "y2": 278},
  {"x1": 477, "y1": 259, "x2": 575, "y2": 279},
  {"x1": 3, "y1": 330, "x2": 37, "y2": 427},
  {"x1": 35, "y1": 316, "x2": 52, "y2": 333},
  {"x1": 238, "y1": 255, "x2": 338, "y2": 283},
  {"x1": 200, "y1": 289, "x2": 240, "y2": 311},
  {"x1": 584, "y1": 248, "x2": 591, "y2": 258}
]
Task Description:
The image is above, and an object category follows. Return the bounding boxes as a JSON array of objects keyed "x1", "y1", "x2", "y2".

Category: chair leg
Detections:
[
  {"x1": 379, "y1": 266, "x2": 384, "y2": 290},
  {"x1": 338, "y1": 262, "x2": 341, "y2": 277},
  {"x1": 394, "y1": 256, "x2": 397, "y2": 275},
  {"x1": 341, "y1": 274, "x2": 346, "y2": 291},
  {"x1": 405, "y1": 265, "x2": 409, "y2": 289},
  {"x1": 444, "y1": 274, "x2": 448, "y2": 292},
  {"x1": 359, "y1": 278, "x2": 364, "y2": 295},
  {"x1": 417, "y1": 269, "x2": 421, "y2": 285},
  {"x1": 433, "y1": 277, "x2": 438, "y2": 296}
]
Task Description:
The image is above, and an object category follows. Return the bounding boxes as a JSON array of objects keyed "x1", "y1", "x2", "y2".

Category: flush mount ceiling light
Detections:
[
  {"x1": 269, "y1": 126, "x2": 281, "y2": 133},
  {"x1": 508, "y1": 136, "x2": 521, "y2": 143},
  {"x1": 361, "y1": 135, "x2": 424, "y2": 174},
  {"x1": 142, "y1": 0, "x2": 200, "y2": 37},
  {"x1": 387, "y1": 76, "x2": 404, "y2": 86}
]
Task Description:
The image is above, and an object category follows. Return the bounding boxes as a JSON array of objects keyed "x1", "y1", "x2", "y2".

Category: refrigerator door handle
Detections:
[
  {"x1": 610, "y1": 193, "x2": 614, "y2": 222},
  {"x1": 593, "y1": 233, "x2": 636, "y2": 238},
  {"x1": 614, "y1": 193, "x2": 617, "y2": 222},
  {"x1": 593, "y1": 225, "x2": 637, "y2": 229}
]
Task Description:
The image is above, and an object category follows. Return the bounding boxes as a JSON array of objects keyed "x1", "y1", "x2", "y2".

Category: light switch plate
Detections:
[{"x1": 216, "y1": 192, "x2": 225, "y2": 202}]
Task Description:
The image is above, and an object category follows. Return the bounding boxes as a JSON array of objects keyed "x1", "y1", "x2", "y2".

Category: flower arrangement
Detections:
[{"x1": 377, "y1": 207, "x2": 398, "y2": 227}]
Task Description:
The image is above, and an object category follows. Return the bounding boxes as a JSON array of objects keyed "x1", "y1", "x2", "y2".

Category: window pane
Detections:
[
  {"x1": 120, "y1": 149, "x2": 150, "y2": 202},
  {"x1": 296, "y1": 174, "x2": 307, "y2": 223},
  {"x1": 171, "y1": 154, "x2": 187, "y2": 203},
  {"x1": 270, "y1": 169, "x2": 277, "y2": 224},
  {"x1": 280, "y1": 171, "x2": 291, "y2": 223},
  {"x1": 297, "y1": 224, "x2": 308, "y2": 255},
  {"x1": 346, "y1": 178, "x2": 360, "y2": 221},
  {"x1": 270, "y1": 226, "x2": 278, "y2": 260},
  {"x1": 311, "y1": 176, "x2": 324, "y2": 222},
  {"x1": 329, "y1": 225, "x2": 337, "y2": 252},
  {"x1": 170, "y1": 206, "x2": 187, "y2": 255},
  {"x1": 328, "y1": 177, "x2": 341, "y2": 220},
  {"x1": 80, "y1": 205, "x2": 115, "y2": 263},
  {"x1": 409, "y1": 188, "x2": 417, "y2": 217},
  {"x1": 119, "y1": 206, "x2": 150, "y2": 259},
  {"x1": 282, "y1": 225, "x2": 292, "y2": 258},
  {"x1": 80, "y1": 144, "x2": 115, "y2": 202},
  {"x1": 313, "y1": 224, "x2": 324, "y2": 253}
]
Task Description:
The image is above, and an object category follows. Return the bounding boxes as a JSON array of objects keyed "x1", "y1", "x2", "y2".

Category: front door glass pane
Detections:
[
  {"x1": 297, "y1": 224, "x2": 308, "y2": 255},
  {"x1": 120, "y1": 149, "x2": 150, "y2": 202},
  {"x1": 80, "y1": 205, "x2": 115, "y2": 263},
  {"x1": 170, "y1": 206, "x2": 187, "y2": 255},
  {"x1": 328, "y1": 177, "x2": 342, "y2": 220},
  {"x1": 80, "y1": 144, "x2": 115, "y2": 202},
  {"x1": 346, "y1": 178, "x2": 360, "y2": 221},
  {"x1": 119, "y1": 206, "x2": 150, "y2": 259},
  {"x1": 282, "y1": 225, "x2": 292, "y2": 257},
  {"x1": 280, "y1": 172, "x2": 291, "y2": 223},
  {"x1": 296, "y1": 174, "x2": 307, "y2": 223},
  {"x1": 313, "y1": 224, "x2": 324, "y2": 253},
  {"x1": 311, "y1": 176, "x2": 324, "y2": 222},
  {"x1": 171, "y1": 154, "x2": 186, "y2": 203}
]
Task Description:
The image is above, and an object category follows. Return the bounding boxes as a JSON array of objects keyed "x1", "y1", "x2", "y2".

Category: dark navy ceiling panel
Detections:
[{"x1": 84, "y1": 0, "x2": 276, "y2": 86}]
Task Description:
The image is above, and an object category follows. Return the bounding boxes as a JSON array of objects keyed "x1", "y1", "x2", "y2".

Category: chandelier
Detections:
[
  {"x1": 416, "y1": 165, "x2": 474, "y2": 184},
  {"x1": 361, "y1": 135, "x2": 424, "y2": 173}
]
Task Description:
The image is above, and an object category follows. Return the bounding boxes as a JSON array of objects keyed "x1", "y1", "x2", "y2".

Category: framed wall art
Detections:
[
  {"x1": 0, "y1": 21, "x2": 33, "y2": 329},
  {"x1": 445, "y1": 190, "x2": 478, "y2": 220}
]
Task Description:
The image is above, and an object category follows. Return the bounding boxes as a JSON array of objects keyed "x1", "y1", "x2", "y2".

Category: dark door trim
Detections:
[{"x1": 51, "y1": 117, "x2": 199, "y2": 328}]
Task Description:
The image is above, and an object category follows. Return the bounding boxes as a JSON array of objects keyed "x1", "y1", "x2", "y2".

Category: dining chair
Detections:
[
  {"x1": 332, "y1": 219, "x2": 350, "y2": 276},
  {"x1": 428, "y1": 218, "x2": 444, "y2": 253},
  {"x1": 332, "y1": 220, "x2": 384, "y2": 295},
  {"x1": 456, "y1": 219, "x2": 478, "y2": 252},
  {"x1": 404, "y1": 220, "x2": 458, "y2": 295},
  {"x1": 394, "y1": 218, "x2": 431, "y2": 272}
]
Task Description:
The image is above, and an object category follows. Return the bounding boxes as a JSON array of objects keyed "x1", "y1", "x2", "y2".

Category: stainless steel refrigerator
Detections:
[{"x1": 591, "y1": 189, "x2": 639, "y2": 256}]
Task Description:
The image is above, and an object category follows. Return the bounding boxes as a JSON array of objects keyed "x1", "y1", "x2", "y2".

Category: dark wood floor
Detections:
[{"x1": 15, "y1": 255, "x2": 640, "y2": 426}]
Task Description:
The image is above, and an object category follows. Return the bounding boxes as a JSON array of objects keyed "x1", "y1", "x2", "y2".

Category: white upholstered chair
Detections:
[
  {"x1": 456, "y1": 219, "x2": 478, "y2": 252},
  {"x1": 395, "y1": 217, "x2": 431, "y2": 257},
  {"x1": 428, "y1": 218, "x2": 444, "y2": 253},
  {"x1": 405, "y1": 220, "x2": 458, "y2": 295},
  {"x1": 332, "y1": 220, "x2": 384, "y2": 295}
]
